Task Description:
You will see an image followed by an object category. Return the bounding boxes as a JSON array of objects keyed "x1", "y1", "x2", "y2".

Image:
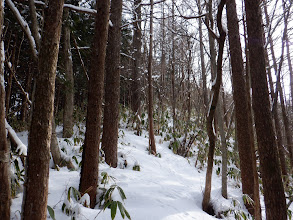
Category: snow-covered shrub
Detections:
[{"x1": 61, "y1": 186, "x2": 89, "y2": 219}]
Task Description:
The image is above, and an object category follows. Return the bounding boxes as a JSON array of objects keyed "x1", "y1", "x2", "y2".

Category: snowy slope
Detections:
[{"x1": 11, "y1": 127, "x2": 252, "y2": 220}]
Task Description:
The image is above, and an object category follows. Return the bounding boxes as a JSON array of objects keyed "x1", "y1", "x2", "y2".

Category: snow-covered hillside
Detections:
[{"x1": 11, "y1": 126, "x2": 256, "y2": 220}]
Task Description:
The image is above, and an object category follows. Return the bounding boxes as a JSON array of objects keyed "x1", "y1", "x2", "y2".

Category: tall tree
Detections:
[
  {"x1": 63, "y1": 7, "x2": 74, "y2": 138},
  {"x1": 202, "y1": 0, "x2": 226, "y2": 213},
  {"x1": 244, "y1": 0, "x2": 287, "y2": 219},
  {"x1": 197, "y1": 0, "x2": 208, "y2": 110},
  {"x1": 148, "y1": 0, "x2": 156, "y2": 155},
  {"x1": 0, "y1": 1, "x2": 10, "y2": 218},
  {"x1": 21, "y1": 0, "x2": 65, "y2": 219},
  {"x1": 226, "y1": 0, "x2": 260, "y2": 217},
  {"x1": 102, "y1": 0, "x2": 123, "y2": 168},
  {"x1": 131, "y1": 0, "x2": 142, "y2": 115},
  {"x1": 79, "y1": 0, "x2": 110, "y2": 208}
]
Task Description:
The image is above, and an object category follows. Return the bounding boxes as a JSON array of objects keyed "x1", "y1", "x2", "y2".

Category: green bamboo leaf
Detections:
[
  {"x1": 68, "y1": 187, "x2": 72, "y2": 201},
  {"x1": 111, "y1": 201, "x2": 118, "y2": 220},
  {"x1": 117, "y1": 186, "x2": 127, "y2": 200},
  {"x1": 103, "y1": 201, "x2": 112, "y2": 210},
  {"x1": 47, "y1": 205, "x2": 56, "y2": 220},
  {"x1": 124, "y1": 208, "x2": 131, "y2": 220},
  {"x1": 117, "y1": 201, "x2": 125, "y2": 219}
]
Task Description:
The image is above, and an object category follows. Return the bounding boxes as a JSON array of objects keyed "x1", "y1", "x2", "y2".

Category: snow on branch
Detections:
[
  {"x1": 5, "y1": 120, "x2": 27, "y2": 156},
  {"x1": 33, "y1": 0, "x2": 97, "y2": 15},
  {"x1": 6, "y1": 0, "x2": 38, "y2": 60},
  {"x1": 64, "y1": 3, "x2": 96, "y2": 15}
]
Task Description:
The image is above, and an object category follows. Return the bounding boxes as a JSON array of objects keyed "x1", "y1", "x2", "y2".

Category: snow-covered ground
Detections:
[{"x1": 11, "y1": 126, "x2": 255, "y2": 220}]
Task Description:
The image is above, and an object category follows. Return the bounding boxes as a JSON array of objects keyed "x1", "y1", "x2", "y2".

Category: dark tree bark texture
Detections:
[
  {"x1": 148, "y1": 0, "x2": 156, "y2": 155},
  {"x1": 63, "y1": 8, "x2": 74, "y2": 138},
  {"x1": 131, "y1": 0, "x2": 142, "y2": 114},
  {"x1": 79, "y1": 0, "x2": 110, "y2": 208},
  {"x1": 22, "y1": 0, "x2": 64, "y2": 219},
  {"x1": 102, "y1": 0, "x2": 123, "y2": 168},
  {"x1": 226, "y1": 0, "x2": 260, "y2": 217},
  {"x1": 0, "y1": 1, "x2": 11, "y2": 218},
  {"x1": 244, "y1": 0, "x2": 287, "y2": 219}
]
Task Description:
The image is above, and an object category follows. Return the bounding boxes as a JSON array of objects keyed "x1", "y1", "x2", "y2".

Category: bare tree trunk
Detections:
[
  {"x1": 243, "y1": 11, "x2": 262, "y2": 218},
  {"x1": 286, "y1": 34, "x2": 293, "y2": 109},
  {"x1": 21, "y1": 0, "x2": 64, "y2": 219},
  {"x1": 0, "y1": 3, "x2": 11, "y2": 218},
  {"x1": 148, "y1": 0, "x2": 156, "y2": 155},
  {"x1": 79, "y1": 0, "x2": 110, "y2": 208},
  {"x1": 171, "y1": 0, "x2": 176, "y2": 133},
  {"x1": 217, "y1": 94, "x2": 227, "y2": 199},
  {"x1": 198, "y1": 0, "x2": 208, "y2": 110},
  {"x1": 131, "y1": 0, "x2": 142, "y2": 115},
  {"x1": 206, "y1": 0, "x2": 217, "y2": 80},
  {"x1": 63, "y1": 8, "x2": 74, "y2": 138},
  {"x1": 244, "y1": 0, "x2": 287, "y2": 219},
  {"x1": 226, "y1": 0, "x2": 259, "y2": 216},
  {"x1": 102, "y1": 0, "x2": 123, "y2": 168},
  {"x1": 202, "y1": 0, "x2": 226, "y2": 213}
]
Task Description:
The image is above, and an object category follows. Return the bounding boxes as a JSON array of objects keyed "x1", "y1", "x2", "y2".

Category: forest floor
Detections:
[{"x1": 11, "y1": 125, "x2": 262, "y2": 220}]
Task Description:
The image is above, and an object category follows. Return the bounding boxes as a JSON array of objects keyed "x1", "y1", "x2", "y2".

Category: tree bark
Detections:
[
  {"x1": 244, "y1": 0, "x2": 287, "y2": 219},
  {"x1": 79, "y1": 0, "x2": 110, "y2": 209},
  {"x1": 217, "y1": 94, "x2": 227, "y2": 199},
  {"x1": 21, "y1": 0, "x2": 64, "y2": 219},
  {"x1": 63, "y1": 8, "x2": 74, "y2": 138},
  {"x1": 226, "y1": 0, "x2": 260, "y2": 216},
  {"x1": 102, "y1": 0, "x2": 123, "y2": 168},
  {"x1": 0, "y1": 1, "x2": 11, "y2": 218},
  {"x1": 198, "y1": 0, "x2": 208, "y2": 110},
  {"x1": 202, "y1": 0, "x2": 226, "y2": 213},
  {"x1": 243, "y1": 11, "x2": 262, "y2": 218},
  {"x1": 148, "y1": 0, "x2": 156, "y2": 155},
  {"x1": 171, "y1": 0, "x2": 176, "y2": 133},
  {"x1": 131, "y1": 0, "x2": 142, "y2": 114}
]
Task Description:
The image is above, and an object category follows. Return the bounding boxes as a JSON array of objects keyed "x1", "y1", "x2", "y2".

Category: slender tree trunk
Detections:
[
  {"x1": 63, "y1": 9, "x2": 74, "y2": 138},
  {"x1": 217, "y1": 94, "x2": 227, "y2": 199},
  {"x1": 244, "y1": 0, "x2": 287, "y2": 219},
  {"x1": 102, "y1": 0, "x2": 123, "y2": 168},
  {"x1": 131, "y1": 0, "x2": 142, "y2": 114},
  {"x1": 21, "y1": 0, "x2": 64, "y2": 219},
  {"x1": 243, "y1": 11, "x2": 262, "y2": 218},
  {"x1": 62, "y1": 8, "x2": 74, "y2": 138},
  {"x1": 206, "y1": 0, "x2": 217, "y2": 80},
  {"x1": 286, "y1": 34, "x2": 293, "y2": 109},
  {"x1": 79, "y1": 0, "x2": 110, "y2": 208},
  {"x1": 202, "y1": 0, "x2": 226, "y2": 212},
  {"x1": 226, "y1": 0, "x2": 260, "y2": 216},
  {"x1": 198, "y1": 0, "x2": 208, "y2": 110},
  {"x1": 171, "y1": 0, "x2": 176, "y2": 133},
  {"x1": 0, "y1": 2, "x2": 10, "y2": 217},
  {"x1": 148, "y1": 0, "x2": 156, "y2": 155}
]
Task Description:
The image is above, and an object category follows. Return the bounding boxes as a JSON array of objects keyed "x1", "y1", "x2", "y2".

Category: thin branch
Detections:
[
  {"x1": 72, "y1": 35, "x2": 89, "y2": 81},
  {"x1": 6, "y1": 0, "x2": 38, "y2": 61},
  {"x1": 5, "y1": 57, "x2": 32, "y2": 106}
]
